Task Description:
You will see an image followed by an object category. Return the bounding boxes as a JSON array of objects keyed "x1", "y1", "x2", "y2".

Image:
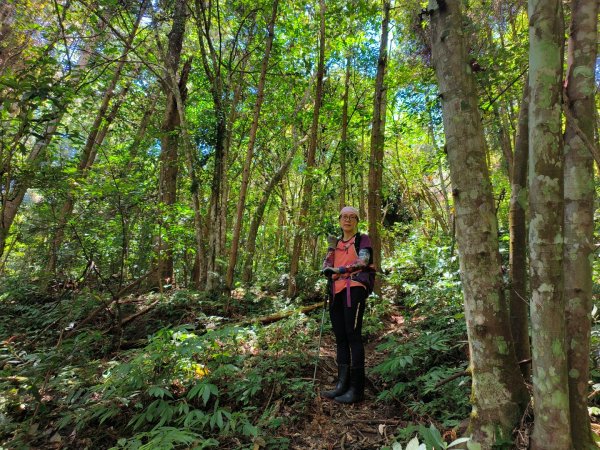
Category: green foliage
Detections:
[
  {"x1": 373, "y1": 325, "x2": 469, "y2": 427},
  {"x1": 0, "y1": 305, "x2": 318, "y2": 448},
  {"x1": 384, "y1": 424, "x2": 473, "y2": 450},
  {"x1": 363, "y1": 293, "x2": 395, "y2": 336},
  {"x1": 375, "y1": 230, "x2": 469, "y2": 427}
]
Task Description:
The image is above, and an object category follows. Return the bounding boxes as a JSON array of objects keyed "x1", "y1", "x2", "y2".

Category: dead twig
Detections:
[{"x1": 434, "y1": 369, "x2": 470, "y2": 388}]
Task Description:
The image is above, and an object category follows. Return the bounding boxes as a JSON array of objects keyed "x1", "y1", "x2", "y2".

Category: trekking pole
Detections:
[{"x1": 312, "y1": 274, "x2": 331, "y2": 386}]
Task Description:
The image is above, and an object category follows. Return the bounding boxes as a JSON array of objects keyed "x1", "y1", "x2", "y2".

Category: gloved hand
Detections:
[
  {"x1": 322, "y1": 267, "x2": 339, "y2": 277},
  {"x1": 322, "y1": 266, "x2": 347, "y2": 277},
  {"x1": 327, "y1": 235, "x2": 338, "y2": 249}
]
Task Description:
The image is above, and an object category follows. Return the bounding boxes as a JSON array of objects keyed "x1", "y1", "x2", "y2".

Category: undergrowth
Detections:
[
  {"x1": 376, "y1": 230, "x2": 470, "y2": 434},
  {"x1": 0, "y1": 230, "x2": 477, "y2": 449}
]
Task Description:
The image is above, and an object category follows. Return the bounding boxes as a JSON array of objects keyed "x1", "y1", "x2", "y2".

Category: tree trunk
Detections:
[
  {"x1": 287, "y1": 0, "x2": 326, "y2": 297},
  {"x1": 0, "y1": 22, "x2": 104, "y2": 258},
  {"x1": 528, "y1": 0, "x2": 571, "y2": 448},
  {"x1": 242, "y1": 144, "x2": 299, "y2": 284},
  {"x1": 564, "y1": 0, "x2": 598, "y2": 447},
  {"x1": 367, "y1": 0, "x2": 390, "y2": 293},
  {"x1": 339, "y1": 55, "x2": 351, "y2": 210},
  {"x1": 494, "y1": 105, "x2": 514, "y2": 178},
  {"x1": 508, "y1": 80, "x2": 531, "y2": 380},
  {"x1": 47, "y1": 9, "x2": 144, "y2": 274},
  {"x1": 127, "y1": 91, "x2": 159, "y2": 163},
  {"x1": 429, "y1": 1, "x2": 529, "y2": 446},
  {"x1": 194, "y1": 0, "x2": 254, "y2": 292},
  {"x1": 156, "y1": 0, "x2": 188, "y2": 285},
  {"x1": 226, "y1": 0, "x2": 279, "y2": 290}
]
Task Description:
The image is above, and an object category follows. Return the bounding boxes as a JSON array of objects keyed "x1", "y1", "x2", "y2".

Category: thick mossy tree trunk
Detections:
[
  {"x1": 528, "y1": 0, "x2": 571, "y2": 448},
  {"x1": 367, "y1": 0, "x2": 390, "y2": 293},
  {"x1": 564, "y1": 0, "x2": 598, "y2": 447},
  {"x1": 429, "y1": 1, "x2": 529, "y2": 446},
  {"x1": 508, "y1": 80, "x2": 531, "y2": 380}
]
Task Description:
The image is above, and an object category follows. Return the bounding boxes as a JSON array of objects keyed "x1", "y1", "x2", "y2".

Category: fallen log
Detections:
[{"x1": 234, "y1": 302, "x2": 324, "y2": 326}]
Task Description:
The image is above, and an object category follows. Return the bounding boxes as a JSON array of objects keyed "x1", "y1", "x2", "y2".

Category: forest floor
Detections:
[
  {"x1": 287, "y1": 313, "x2": 418, "y2": 450},
  {"x1": 6, "y1": 284, "x2": 600, "y2": 449}
]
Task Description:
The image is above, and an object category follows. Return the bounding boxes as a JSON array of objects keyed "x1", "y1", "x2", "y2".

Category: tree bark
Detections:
[
  {"x1": 564, "y1": 0, "x2": 598, "y2": 447},
  {"x1": 194, "y1": 0, "x2": 251, "y2": 291},
  {"x1": 429, "y1": 1, "x2": 529, "y2": 446},
  {"x1": 508, "y1": 79, "x2": 531, "y2": 380},
  {"x1": 287, "y1": 0, "x2": 326, "y2": 297},
  {"x1": 226, "y1": 0, "x2": 279, "y2": 290},
  {"x1": 242, "y1": 142, "x2": 300, "y2": 284},
  {"x1": 0, "y1": 20, "x2": 106, "y2": 258},
  {"x1": 339, "y1": 55, "x2": 351, "y2": 210},
  {"x1": 156, "y1": 0, "x2": 188, "y2": 285},
  {"x1": 367, "y1": 0, "x2": 390, "y2": 293},
  {"x1": 47, "y1": 7, "x2": 145, "y2": 274},
  {"x1": 528, "y1": 0, "x2": 571, "y2": 448}
]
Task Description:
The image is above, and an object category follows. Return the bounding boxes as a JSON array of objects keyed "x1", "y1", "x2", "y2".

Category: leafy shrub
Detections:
[{"x1": 375, "y1": 228, "x2": 469, "y2": 427}]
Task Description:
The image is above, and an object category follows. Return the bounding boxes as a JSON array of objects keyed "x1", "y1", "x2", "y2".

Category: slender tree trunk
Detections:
[
  {"x1": 367, "y1": 0, "x2": 390, "y2": 293},
  {"x1": 194, "y1": 0, "x2": 250, "y2": 291},
  {"x1": 127, "y1": 91, "x2": 159, "y2": 163},
  {"x1": 0, "y1": 24, "x2": 104, "y2": 257},
  {"x1": 47, "y1": 82, "x2": 133, "y2": 274},
  {"x1": 429, "y1": 1, "x2": 529, "y2": 446},
  {"x1": 508, "y1": 80, "x2": 531, "y2": 380},
  {"x1": 242, "y1": 137, "x2": 303, "y2": 284},
  {"x1": 218, "y1": 30, "x2": 254, "y2": 270},
  {"x1": 287, "y1": 0, "x2": 326, "y2": 297},
  {"x1": 156, "y1": 0, "x2": 187, "y2": 285},
  {"x1": 226, "y1": 0, "x2": 279, "y2": 290},
  {"x1": 47, "y1": 10, "x2": 144, "y2": 274},
  {"x1": 528, "y1": 0, "x2": 571, "y2": 448},
  {"x1": 339, "y1": 55, "x2": 351, "y2": 210},
  {"x1": 564, "y1": 0, "x2": 598, "y2": 447},
  {"x1": 494, "y1": 105, "x2": 514, "y2": 177}
]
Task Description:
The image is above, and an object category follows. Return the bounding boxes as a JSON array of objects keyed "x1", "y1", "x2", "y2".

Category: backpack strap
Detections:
[{"x1": 354, "y1": 232, "x2": 362, "y2": 255}]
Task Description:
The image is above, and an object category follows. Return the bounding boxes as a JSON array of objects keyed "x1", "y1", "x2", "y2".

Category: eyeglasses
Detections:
[{"x1": 340, "y1": 215, "x2": 358, "y2": 221}]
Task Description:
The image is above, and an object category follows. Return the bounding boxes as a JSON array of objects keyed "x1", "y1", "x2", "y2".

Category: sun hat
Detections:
[{"x1": 339, "y1": 206, "x2": 360, "y2": 220}]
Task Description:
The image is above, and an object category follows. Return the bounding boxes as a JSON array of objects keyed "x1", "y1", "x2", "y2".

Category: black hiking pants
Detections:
[{"x1": 329, "y1": 286, "x2": 367, "y2": 368}]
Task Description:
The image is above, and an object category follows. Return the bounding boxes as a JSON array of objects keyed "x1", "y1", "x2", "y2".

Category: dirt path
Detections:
[{"x1": 286, "y1": 316, "x2": 408, "y2": 450}]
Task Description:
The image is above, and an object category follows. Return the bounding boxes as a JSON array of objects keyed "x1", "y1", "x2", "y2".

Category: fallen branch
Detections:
[
  {"x1": 64, "y1": 300, "x2": 116, "y2": 339},
  {"x1": 116, "y1": 270, "x2": 156, "y2": 297},
  {"x1": 588, "y1": 389, "x2": 600, "y2": 400},
  {"x1": 119, "y1": 298, "x2": 162, "y2": 327},
  {"x1": 234, "y1": 302, "x2": 324, "y2": 326},
  {"x1": 434, "y1": 369, "x2": 470, "y2": 388}
]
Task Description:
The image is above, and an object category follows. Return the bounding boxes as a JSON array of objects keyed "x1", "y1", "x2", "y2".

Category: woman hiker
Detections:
[{"x1": 321, "y1": 206, "x2": 375, "y2": 404}]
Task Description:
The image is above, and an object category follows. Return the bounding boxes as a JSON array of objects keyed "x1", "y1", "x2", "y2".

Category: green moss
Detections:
[
  {"x1": 552, "y1": 338, "x2": 565, "y2": 358},
  {"x1": 496, "y1": 336, "x2": 509, "y2": 355},
  {"x1": 551, "y1": 390, "x2": 569, "y2": 409}
]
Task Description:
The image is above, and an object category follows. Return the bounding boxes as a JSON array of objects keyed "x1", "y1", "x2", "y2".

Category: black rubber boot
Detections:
[
  {"x1": 334, "y1": 366, "x2": 364, "y2": 404},
  {"x1": 321, "y1": 364, "x2": 350, "y2": 399}
]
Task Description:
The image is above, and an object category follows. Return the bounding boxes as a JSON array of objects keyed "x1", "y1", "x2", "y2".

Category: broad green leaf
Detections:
[
  {"x1": 406, "y1": 436, "x2": 421, "y2": 450},
  {"x1": 448, "y1": 437, "x2": 471, "y2": 448}
]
